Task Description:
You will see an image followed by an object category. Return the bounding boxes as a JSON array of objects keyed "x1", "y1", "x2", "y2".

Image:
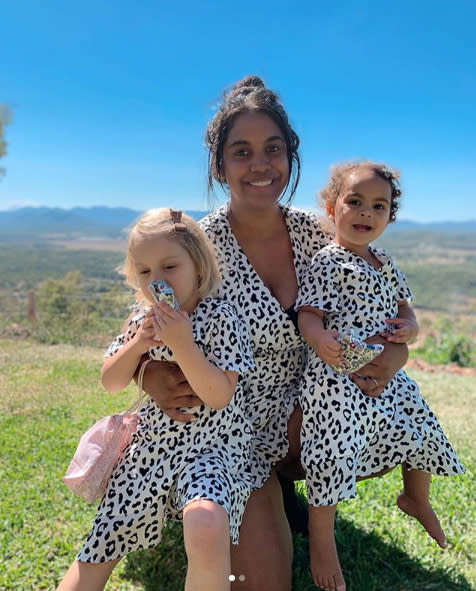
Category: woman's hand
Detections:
[
  {"x1": 351, "y1": 336, "x2": 408, "y2": 397},
  {"x1": 136, "y1": 357, "x2": 202, "y2": 422}
]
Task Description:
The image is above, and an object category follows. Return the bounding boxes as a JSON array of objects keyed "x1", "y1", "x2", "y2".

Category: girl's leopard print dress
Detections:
[
  {"x1": 297, "y1": 243, "x2": 465, "y2": 507},
  {"x1": 77, "y1": 297, "x2": 254, "y2": 562},
  {"x1": 201, "y1": 205, "x2": 331, "y2": 490}
]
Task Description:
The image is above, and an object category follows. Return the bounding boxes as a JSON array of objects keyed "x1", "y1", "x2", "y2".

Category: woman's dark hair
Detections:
[{"x1": 205, "y1": 75, "x2": 300, "y2": 204}]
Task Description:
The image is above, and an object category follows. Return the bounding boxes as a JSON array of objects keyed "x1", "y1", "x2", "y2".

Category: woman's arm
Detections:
[
  {"x1": 136, "y1": 359, "x2": 202, "y2": 422},
  {"x1": 351, "y1": 337, "x2": 408, "y2": 396}
]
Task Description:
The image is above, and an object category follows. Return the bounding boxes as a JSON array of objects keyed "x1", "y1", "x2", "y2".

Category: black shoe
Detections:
[{"x1": 278, "y1": 472, "x2": 309, "y2": 537}]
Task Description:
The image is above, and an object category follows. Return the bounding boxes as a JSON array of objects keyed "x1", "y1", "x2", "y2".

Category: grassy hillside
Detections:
[
  {"x1": 1, "y1": 229, "x2": 476, "y2": 314},
  {"x1": 1, "y1": 340, "x2": 474, "y2": 590}
]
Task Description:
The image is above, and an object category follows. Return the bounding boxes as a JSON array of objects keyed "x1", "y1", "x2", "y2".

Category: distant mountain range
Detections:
[
  {"x1": 1, "y1": 206, "x2": 475, "y2": 241},
  {"x1": 0, "y1": 206, "x2": 208, "y2": 240}
]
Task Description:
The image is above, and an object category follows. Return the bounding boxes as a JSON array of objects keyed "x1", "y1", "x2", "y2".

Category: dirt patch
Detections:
[{"x1": 406, "y1": 357, "x2": 476, "y2": 376}]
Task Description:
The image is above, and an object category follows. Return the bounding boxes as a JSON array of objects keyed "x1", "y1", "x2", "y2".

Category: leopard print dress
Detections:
[
  {"x1": 297, "y1": 243, "x2": 465, "y2": 507},
  {"x1": 200, "y1": 205, "x2": 331, "y2": 490},
  {"x1": 77, "y1": 297, "x2": 254, "y2": 563}
]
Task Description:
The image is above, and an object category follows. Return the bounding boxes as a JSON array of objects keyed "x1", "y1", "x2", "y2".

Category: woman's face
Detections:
[{"x1": 222, "y1": 111, "x2": 289, "y2": 211}]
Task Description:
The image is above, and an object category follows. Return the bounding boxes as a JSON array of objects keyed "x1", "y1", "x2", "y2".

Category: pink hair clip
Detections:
[{"x1": 170, "y1": 209, "x2": 187, "y2": 232}]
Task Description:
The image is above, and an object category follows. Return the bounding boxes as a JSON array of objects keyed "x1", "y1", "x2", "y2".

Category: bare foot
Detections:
[
  {"x1": 397, "y1": 492, "x2": 447, "y2": 548},
  {"x1": 309, "y1": 530, "x2": 346, "y2": 591}
]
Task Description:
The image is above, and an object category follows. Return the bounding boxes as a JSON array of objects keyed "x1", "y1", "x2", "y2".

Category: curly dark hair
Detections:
[
  {"x1": 320, "y1": 161, "x2": 402, "y2": 223},
  {"x1": 205, "y1": 75, "x2": 300, "y2": 204}
]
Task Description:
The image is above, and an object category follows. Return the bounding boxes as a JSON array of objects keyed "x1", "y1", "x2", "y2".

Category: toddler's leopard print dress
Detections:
[
  {"x1": 201, "y1": 205, "x2": 331, "y2": 489},
  {"x1": 297, "y1": 243, "x2": 465, "y2": 507},
  {"x1": 77, "y1": 297, "x2": 254, "y2": 563}
]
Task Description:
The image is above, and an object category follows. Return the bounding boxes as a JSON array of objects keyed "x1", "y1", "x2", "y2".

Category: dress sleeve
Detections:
[
  {"x1": 295, "y1": 251, "x2": 341, "y2": 313},
  {"x1": 386, "y1": 255, "x2": 414, "y2": 303},
  {"x1": 202, "y1": 301, "x2": 255, "y2": 374}
]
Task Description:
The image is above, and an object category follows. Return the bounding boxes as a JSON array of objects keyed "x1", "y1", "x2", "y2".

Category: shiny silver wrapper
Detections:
[{"x1": 148, "y1": 279, "x2": 179, "y2": 309}]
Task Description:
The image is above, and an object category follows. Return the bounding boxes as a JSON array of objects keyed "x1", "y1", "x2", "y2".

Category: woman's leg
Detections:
[
  {"x1": 183, "y1": 499, "x2": 231, "y2": 591},
  {"x1": 276, "y1": 404, "x2": 308, "y2": 535},
  {"x1": 397, "y1": 463, "x2": 446, "y2": 548},
  {"x1": 277, "y1": 404, "x2": 306, "y2": 480},
  {"x1": 230, "y1": 470, "x2": 293, "y2": 591},
  {"x1": 56, "y1": 558, "x2": 120, "y2": 591},
  {"x1": 308, "y1": 504, "x2": 345, "y2": 591}
]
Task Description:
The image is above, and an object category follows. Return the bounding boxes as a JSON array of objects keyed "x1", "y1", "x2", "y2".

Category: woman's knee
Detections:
[{"x1": 183, "y1": 500, "x2": 229, "y2": 555}]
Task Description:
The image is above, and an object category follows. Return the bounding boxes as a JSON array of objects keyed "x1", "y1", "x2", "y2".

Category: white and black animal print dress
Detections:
[
  {"x1": 296, "y1": 243, "x2": 465, "y2": 507},
  {"x1": 77, "y1": 297, "x2": 254, "y2": 563},
  {"x1": 200, "y1": 205, "x2": 331, "y2": 490}
]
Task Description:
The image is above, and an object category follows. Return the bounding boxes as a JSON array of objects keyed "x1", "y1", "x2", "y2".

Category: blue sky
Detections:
[{"x1": 2, "y1": 0, "x2": 475, "y2": 222}]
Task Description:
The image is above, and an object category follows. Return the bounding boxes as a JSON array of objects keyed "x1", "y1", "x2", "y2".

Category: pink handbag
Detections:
[{"x1": 62, "y1": 359, "x2": 150, "y2": 503}]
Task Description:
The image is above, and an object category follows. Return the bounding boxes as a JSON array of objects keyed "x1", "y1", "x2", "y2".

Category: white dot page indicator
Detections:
[{"x1": 229, "y1": 574, "x2": 246, "y2": 582}]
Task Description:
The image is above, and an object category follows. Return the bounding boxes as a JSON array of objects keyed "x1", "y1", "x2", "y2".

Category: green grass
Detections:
[{"x1": 1, "y1": 339, "x2": 474, "y2": 590}]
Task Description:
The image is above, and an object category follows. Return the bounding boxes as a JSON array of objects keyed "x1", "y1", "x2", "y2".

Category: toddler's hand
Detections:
[
  {"x1": 315, "y1": 330, "x2": 342, "y2": 366},
  {"x1": 382, "y1": 317, "x2": 419, "y2": 343},
  {"x1": 151, "y1": 302, "x2": 194, "y2": 351},
  {"x1": 131, "y1": 309, "x2": 159, "y2": 352}
]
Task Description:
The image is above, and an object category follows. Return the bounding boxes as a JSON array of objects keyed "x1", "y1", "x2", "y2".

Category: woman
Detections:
[{"x1": 141, "y1": 76, "x2": 407, "y2": 591}]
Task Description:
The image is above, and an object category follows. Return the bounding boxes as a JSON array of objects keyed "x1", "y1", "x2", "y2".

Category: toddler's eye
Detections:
[
  {"x1": 139, "y1": 269, "x2": 150, "y2": 275},
  {"x1": 235, "y1": 149, "x2": 248, "y2": 157},
  {"x1": 267, "y1": 144, "x2": 281, "y2": 153}
]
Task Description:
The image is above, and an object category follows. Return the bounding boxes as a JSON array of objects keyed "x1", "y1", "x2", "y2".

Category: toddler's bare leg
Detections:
[
  {"x1": 308, "y1": 504, "x2": 345, "y2": 591},
  {"x1": 56, "y1": 558, "x2": 120, "y2": 591},
  {"x1": 397, "y1": 463, "x2": 447, "y2": 548},
  {"x1": 183, "y1": 500, "x2": 231, "y2": 591}
]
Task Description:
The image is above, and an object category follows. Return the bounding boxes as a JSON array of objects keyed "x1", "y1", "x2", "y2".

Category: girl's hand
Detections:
[
  {"x1": 315, "y1": 330, "x2": 342, "y2": 366},
  {"x1": 151, "y1": 302, "x2": 194, "y2": 351},
  {"x1": 130, "y1": 309, "x2": 159, "y2": 353},
  {"x1": 382, "y1": 317, "x2": 419, "y2": 343}
]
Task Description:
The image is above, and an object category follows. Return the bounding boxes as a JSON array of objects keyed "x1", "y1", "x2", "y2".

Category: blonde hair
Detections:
[{"x1": 121, "y1": 208, "x2": 220, "y2": 301}]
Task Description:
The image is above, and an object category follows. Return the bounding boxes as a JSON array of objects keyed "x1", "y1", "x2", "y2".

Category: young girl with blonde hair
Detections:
[{"x1": 58, "y1": 208, "x2": 254, "y2": 591}]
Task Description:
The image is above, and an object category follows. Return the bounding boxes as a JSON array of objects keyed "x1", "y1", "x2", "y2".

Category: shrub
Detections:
[{"x1": 413, "y1": 316, "x2": 475, "y2": 367}]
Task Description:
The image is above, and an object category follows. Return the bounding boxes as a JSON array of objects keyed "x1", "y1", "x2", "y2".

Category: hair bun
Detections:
[
  {"x1": 226, "y1": 75, "x2": 265, "y2": 99},
  {"x1": 234, "y1": 75, "x2": 265, "y2": 90}
]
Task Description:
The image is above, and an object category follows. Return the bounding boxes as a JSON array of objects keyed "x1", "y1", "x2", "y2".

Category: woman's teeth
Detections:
[{"x1": 249, "y1": 179, "x2": 273, "y2": 187}]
